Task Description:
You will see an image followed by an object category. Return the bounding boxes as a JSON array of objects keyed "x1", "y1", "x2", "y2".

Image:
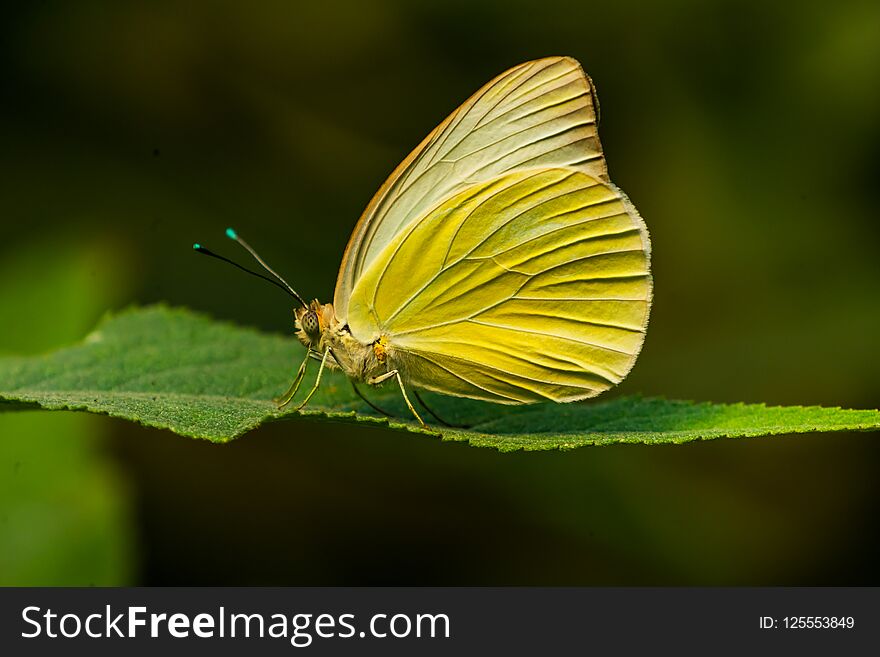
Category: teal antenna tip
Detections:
[{"x1": 196, "y1": 227, "x2": 308, "y2": 308}]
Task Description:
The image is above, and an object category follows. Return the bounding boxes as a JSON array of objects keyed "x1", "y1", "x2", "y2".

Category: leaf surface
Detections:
[{"x1": 0, "y1": 306, "x2": 877, "y2": 451}]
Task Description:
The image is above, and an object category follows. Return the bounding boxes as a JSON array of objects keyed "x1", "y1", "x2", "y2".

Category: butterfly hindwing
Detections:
[{"x1": 345, "y1": 168, "x2": 651, "y2": 404}]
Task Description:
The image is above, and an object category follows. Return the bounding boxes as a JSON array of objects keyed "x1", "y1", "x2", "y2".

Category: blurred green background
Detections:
[{"x1": 1, "y1": 0, "x2": 878, "y2": 585}]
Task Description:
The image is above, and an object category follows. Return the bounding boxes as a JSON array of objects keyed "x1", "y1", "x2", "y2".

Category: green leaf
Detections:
[{"x1": 0, "y1": 305, "x2": 877, "y2": 451}]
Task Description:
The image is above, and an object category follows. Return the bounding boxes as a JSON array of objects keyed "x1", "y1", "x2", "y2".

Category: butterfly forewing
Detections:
[{"x1": 334, "y1": 56, "x2": 607, "y2": 323}]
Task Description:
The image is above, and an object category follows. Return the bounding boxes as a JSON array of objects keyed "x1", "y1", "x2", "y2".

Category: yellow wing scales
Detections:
[
  {"x1": 334, "y1": 56, "x2": 606, "y2": 322},
  {"x1": 345, "y1": 168, "x2": 651, "y2": 404}
]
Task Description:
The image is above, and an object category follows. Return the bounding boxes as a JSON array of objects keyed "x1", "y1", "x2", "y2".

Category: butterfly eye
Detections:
[{"x1": 302, "y1": 310, "x2": 320, "y2": 337}]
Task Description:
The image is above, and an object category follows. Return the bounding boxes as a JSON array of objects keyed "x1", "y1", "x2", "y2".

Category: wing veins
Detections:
[
  {"x1": 473, "y1": 74, "x2": 586, "y2": 134},
  {"x1": 451, "y1": 334, "x2": 611, "y2": 379},
  {"x1": 443, "y1": 172, "x2": 586, "y2": 267},
  {"x1": 442, "y1": 105, "x2": 587, "y2": 165},
  {"x1": 467, "y1": 318, "x2": 633, "y2": 356},
  {"x1": 406, "y1": 347, "x2": 605, "y2": 398},
  {"x1": 373, "y1": 103, "x2": 582, "y2": 243},
  {"x1": 368, "y1": 175, "x2": 517, "y2": 314},
  {"x1": 516, "y1": 144, "x2": 604, "y2": 170},
  {"x1": 463, "y1": 122, "x2": 596, "y2": 182},
  {"x1": 381, "y1": 171, "x2": 597, "y2": 328},
  {"x1": 498, "y1": 90, "x2": 590, "y2": 127},
  {"x1": 496, "y1": 65, "x2": 579, "y2": 109},
  {"x1": 402, "y1": 350, "x2": 524, "y2": 402},
  {"x1": 527, "y1": 247, "x2": 646, "y2": 276},
  {"x1": 396, "y1": 312, "x2": 645, "y2": 338},
  {"x1": 420, "y1": 61, "x2": 538, "y2": 173},
  {"x1": 379, "y1": 171, "x2": 576, "y2": 327},
  {"x1": 439, "y1": 169, "x2": 581, "y2": 268},
  {"x1": 473, "y1": 62, "x2": 575, "y2": 130},
  {"x1": 488, "y1": 215, "x2": 638, "y2": 259},
  {"x1": 467, "y1": 60, "x2": 547, "y2": 133}
]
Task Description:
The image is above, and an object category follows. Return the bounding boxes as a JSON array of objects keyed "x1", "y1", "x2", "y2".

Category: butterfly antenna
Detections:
[
  {"x1": 193, "y1": 242, "x2": 307, "y2": 307},
  {"x1": 223, "y1": 227, "x2": 308, "y2": 308}
]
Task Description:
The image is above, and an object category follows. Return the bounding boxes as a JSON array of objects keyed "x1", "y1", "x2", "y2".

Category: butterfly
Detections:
[{"x1": 196, "y1": 56, "x2": 652, "y2": 427}]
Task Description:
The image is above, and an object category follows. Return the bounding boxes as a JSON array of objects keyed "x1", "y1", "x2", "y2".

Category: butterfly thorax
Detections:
[{"x1": 294, "y1": 300, "x2": 388, "y2": 383}]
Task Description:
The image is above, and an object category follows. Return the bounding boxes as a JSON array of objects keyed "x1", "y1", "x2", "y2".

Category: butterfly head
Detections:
[{"x1": 295, "y1": 300, "x2": 335, "y2": 348}]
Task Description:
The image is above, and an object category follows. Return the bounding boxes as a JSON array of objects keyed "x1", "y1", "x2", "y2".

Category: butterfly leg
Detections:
[
  {"x1": 368, "y1": 370, "x2": 426, "y2": 428},
  {"x1": 351, "y1": 380, "x2": 395, "y2": 418},
  {"x1": 275, "y1": 350, "x2": 311, "y2": 408},
  {"x1": 412, "y1": 389, "x2": 461, "y2": 428},
  {"x1": 291, "y1": 346, "x2": 331, "y2": 412}
]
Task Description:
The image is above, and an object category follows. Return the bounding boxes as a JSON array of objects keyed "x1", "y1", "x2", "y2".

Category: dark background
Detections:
[{"x1": 1, "y1": 0, "x2": 878, "y2": 585}]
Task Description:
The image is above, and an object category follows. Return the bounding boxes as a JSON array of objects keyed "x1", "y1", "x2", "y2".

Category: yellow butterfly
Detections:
[{"x1": 198, "y1": 56, "x2": 652, "y2": 427}]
